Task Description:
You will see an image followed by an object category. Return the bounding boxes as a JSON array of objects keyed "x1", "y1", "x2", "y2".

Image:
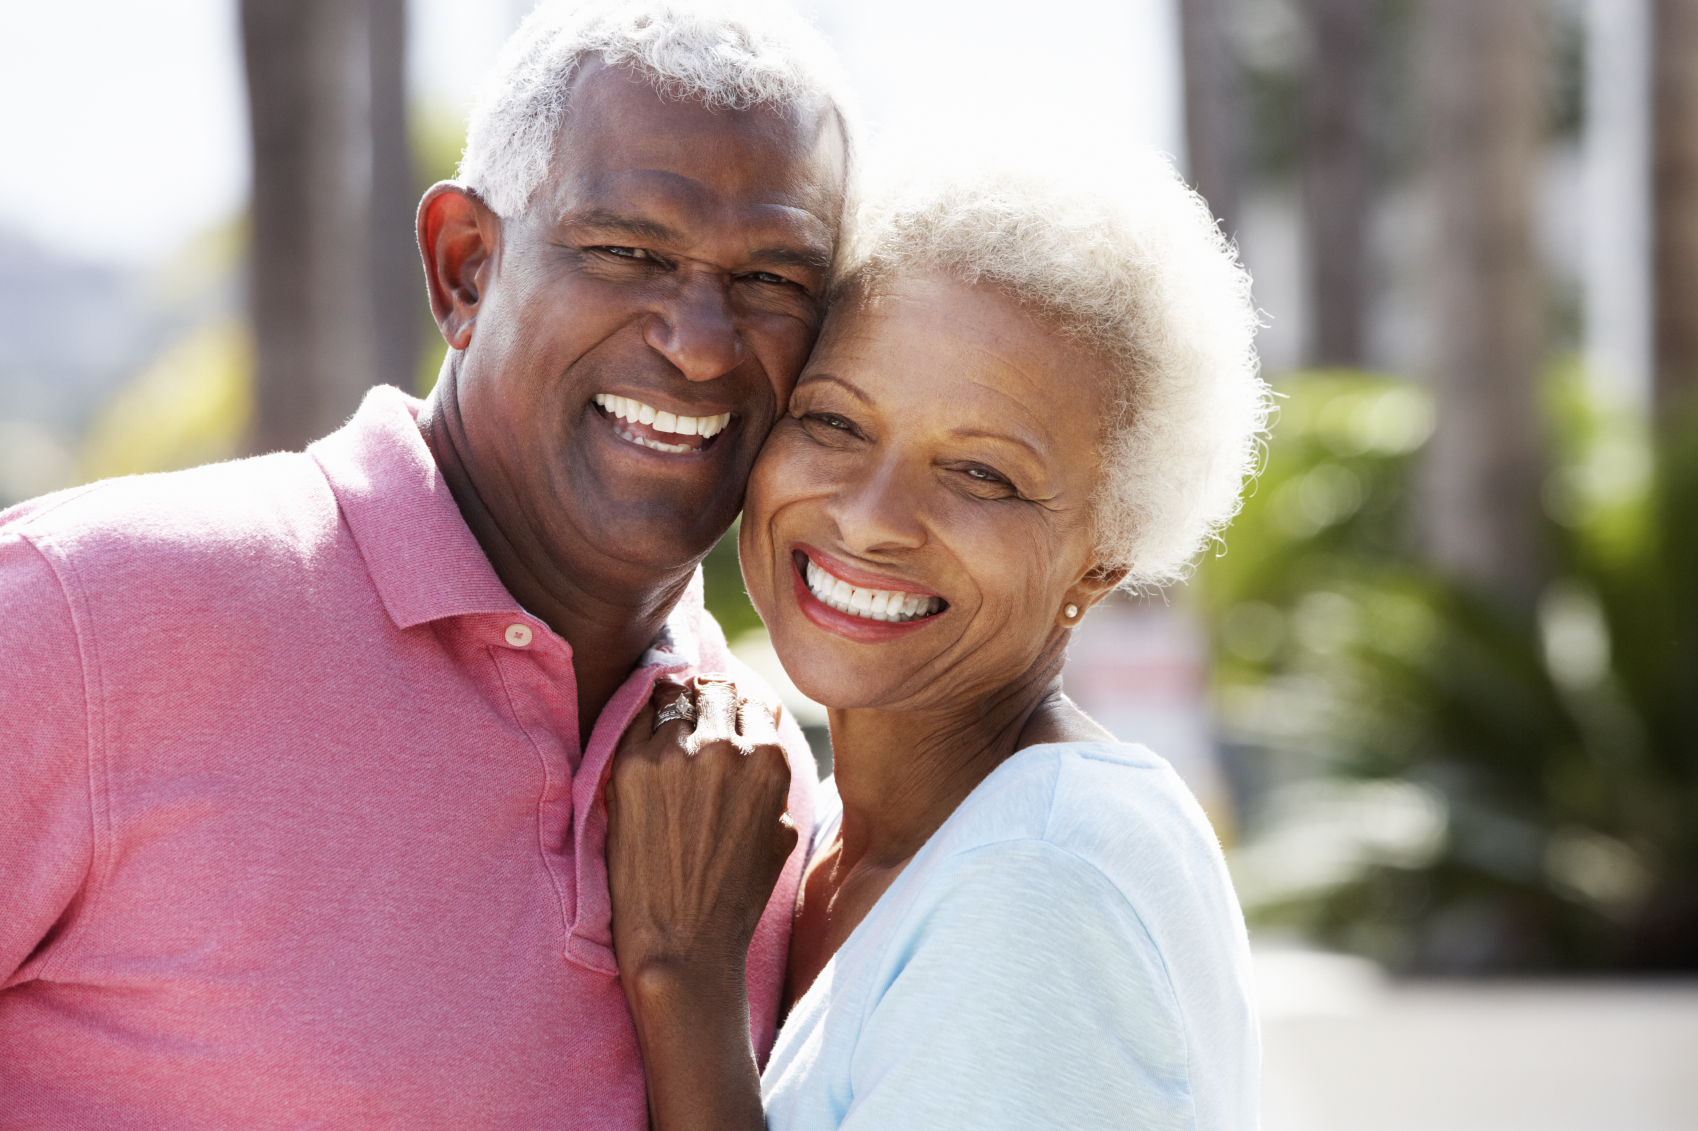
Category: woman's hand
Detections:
[
  {"x1": 607, "y1": 675, "x2": 797, "y2": 976},
  {"x1": 606, "y1": 675, "x2": 796, "y2": 1131}
]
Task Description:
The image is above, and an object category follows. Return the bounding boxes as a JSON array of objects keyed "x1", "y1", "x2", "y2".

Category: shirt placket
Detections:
[
  {"x1": 562, "y1": 653, "x2": 691, "y2": 973},
  {"x1": 481, "y1": 612, "x2": 585, "y2": 929}
]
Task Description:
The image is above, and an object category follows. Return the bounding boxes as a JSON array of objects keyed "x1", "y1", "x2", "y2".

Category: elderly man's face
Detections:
[{"x1": 449, "y1": 61, "x2": 846, "y2": 577}]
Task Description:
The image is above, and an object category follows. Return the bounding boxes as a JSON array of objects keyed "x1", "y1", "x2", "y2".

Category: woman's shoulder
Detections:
[{"x1": 933, "y1": 741, "x2": 1229, "y2": 898}]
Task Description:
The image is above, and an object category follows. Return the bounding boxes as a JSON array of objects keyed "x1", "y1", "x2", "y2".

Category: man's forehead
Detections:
[{"x1": 529, "y1": 61, "x2": 846, "y2": 250}]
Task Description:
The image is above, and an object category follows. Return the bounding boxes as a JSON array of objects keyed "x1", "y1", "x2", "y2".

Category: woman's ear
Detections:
[
  {"x1": 1057, "y1": 562, "x2": 1131, "y2": 627},
  {"x1": 418, "y1": 182, "x2": 501, "y2": 351}
]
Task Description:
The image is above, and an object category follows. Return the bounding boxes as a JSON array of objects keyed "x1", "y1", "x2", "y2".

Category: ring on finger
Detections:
[{"x1": 654, "y1": 695, "x2": 699, "y2": 729}]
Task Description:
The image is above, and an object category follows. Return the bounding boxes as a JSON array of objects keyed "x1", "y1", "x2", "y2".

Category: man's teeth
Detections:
[
  {"x1": 805, "y1": 558, "x2": 941, "y2": 623},
  {"x1": 593, "y1": 394, "x2": 730, "y2": 439}
]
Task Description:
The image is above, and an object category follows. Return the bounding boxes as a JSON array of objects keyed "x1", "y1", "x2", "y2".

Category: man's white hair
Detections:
[
  {"x1": 833, "y1": 154, "x2": 1269, "y2": 590},
  {"x1": 459, "y1": 0, "x2": 855, "y2": 219}
]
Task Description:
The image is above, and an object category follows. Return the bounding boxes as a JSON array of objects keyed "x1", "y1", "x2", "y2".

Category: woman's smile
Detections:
[
  {"x1": 786, "y1": 547, "x2": 948, "y2": 643},
  {"x1": 797, "y1": 548, "x2": 945, "y2": 622}
]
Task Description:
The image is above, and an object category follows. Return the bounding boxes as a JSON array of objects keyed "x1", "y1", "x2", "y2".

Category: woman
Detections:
[{"x1": 605, "y1": 153, "x2": 1269, "y2": 1130}]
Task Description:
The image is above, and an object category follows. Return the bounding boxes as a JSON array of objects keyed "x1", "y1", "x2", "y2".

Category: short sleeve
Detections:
[
  {"x1": 841, "y1": 841, "x2": 1199, "y2": 1131},
  {"x1": 0, "y1": 532, "x2": 96, "y2": 985}
]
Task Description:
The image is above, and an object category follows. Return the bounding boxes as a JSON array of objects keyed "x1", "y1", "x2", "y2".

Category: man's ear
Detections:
[
  {"x1": 418, "y1": 182, "x2": 500, "y2": 351},
  {"x1": 1058, "y1": 561, "x2": 1131, "y2": 627}
]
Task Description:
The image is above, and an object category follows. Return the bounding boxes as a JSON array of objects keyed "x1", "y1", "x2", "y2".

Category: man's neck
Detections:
[{"x1": 417, "y1": 379, "x2": 699, "y2": 745}]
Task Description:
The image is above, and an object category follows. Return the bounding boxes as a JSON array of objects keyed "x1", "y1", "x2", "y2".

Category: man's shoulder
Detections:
[
  {"x1": 1, "y1": 452, "x2": 338, "y2": 566},
  {"x1": 0, "y1": 453, "x2": 350, "y2": 619}
]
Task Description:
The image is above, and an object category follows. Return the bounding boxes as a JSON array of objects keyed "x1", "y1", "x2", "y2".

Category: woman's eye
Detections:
[
  {"x1": 747, "y1": 271, "x2": 789, "y2": 286},
  {"x1": 965, "y1": 467, "x2": 1007, "y2": 484},
  {"x1": 799, "y1": 411, "x2": 857, "y2": 438}
]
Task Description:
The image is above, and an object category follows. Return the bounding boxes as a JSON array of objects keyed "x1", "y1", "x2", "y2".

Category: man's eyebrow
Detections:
[
  {"x1": 562, "y1": 208, "x2": 830, "y2": 269},
  {"x1": 560, "y1": 208, "x2": 682, "y2": 244}
]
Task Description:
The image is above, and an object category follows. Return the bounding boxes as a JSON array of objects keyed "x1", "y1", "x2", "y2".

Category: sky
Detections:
[{"x1": 0, "y1": 0, "x2": 1184, "y2": 266}]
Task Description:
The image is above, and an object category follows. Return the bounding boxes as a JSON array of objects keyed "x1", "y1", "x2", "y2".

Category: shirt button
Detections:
[{"x1": 504, "y1": 623, "x2": 533, "y2": 648}]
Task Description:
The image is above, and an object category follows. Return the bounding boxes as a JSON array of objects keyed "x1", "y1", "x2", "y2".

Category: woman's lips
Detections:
[{"x1": 789, "y1": 548, "x2": 946, "y2": 642}]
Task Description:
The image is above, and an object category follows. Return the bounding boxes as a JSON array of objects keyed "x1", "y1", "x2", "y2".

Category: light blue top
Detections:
[{"x1": 761, "y1": 742, "x2": 1260, "y2": 1131}]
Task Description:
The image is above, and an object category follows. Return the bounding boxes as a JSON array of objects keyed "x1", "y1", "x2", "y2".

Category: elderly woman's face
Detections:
[{"x1": 739, "y1": 272, "x2": 1114, "y2": 712}]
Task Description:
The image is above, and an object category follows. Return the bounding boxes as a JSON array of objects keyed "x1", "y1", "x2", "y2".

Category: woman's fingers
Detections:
[
  {"x1": 736, "y1": 696, "x2": 781, "y2": 752},
  {"x1": 687, "y1": 676, "x2": 740, "y2": 754}
]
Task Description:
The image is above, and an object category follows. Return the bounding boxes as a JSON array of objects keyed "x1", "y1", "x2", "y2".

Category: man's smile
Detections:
[{"x1": 592, "y1": 392, "x2": 735, "y2": 454}]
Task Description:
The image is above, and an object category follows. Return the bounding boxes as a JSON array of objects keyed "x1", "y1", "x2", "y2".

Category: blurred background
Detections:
[{"x1": 3, "y1": 0, "x2": 1695, "y2": 1125}]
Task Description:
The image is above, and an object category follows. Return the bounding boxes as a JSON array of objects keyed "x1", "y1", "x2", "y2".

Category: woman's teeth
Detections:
[
  {"x1": 805, "y1": 558, "x2": 942, "y2": 623},
  {"x1": 594, "y1": 393, "x2": 730, "y2": 453}
]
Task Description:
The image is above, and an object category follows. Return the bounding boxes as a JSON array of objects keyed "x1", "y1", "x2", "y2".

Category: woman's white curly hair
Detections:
[
  {"x1": 458, "y1": 0, "x2": 855, "y2": 219},
  {"x1": 832, "y1": 154, "x2": 1269, "y2": 589}
]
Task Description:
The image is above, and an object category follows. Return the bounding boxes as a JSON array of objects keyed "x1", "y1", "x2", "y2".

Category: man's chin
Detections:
[{"x1": 559, "y1": 492, "x2": 739, "y2": 574}]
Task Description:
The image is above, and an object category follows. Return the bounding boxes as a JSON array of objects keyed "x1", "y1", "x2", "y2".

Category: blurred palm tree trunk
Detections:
[
  {"x1": 242, "y1": 0, "x2": 416, "y2": 454},
  {"x1": 1301, "y1": 0, "x2": 1374, "y2": 367},
  {"x1": 1180, "y1": 0, "x2": 1242, "y2": 239},
  {"x1": 1420, "y1": 0, "x2": 1547, "y2": 595},
  {"x1": 1653, "y1": 0, "x2": 1698, "y2": 419}
]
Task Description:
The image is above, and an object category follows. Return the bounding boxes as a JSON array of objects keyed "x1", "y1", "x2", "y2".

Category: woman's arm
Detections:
[{"x1": 606, "y1": 677, "x2": 796, "y2": 1131}]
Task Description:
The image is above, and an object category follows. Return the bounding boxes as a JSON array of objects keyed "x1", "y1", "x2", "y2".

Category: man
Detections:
[{"x1": 0, "y1": 3, "x2": 850, "y2": 1126}]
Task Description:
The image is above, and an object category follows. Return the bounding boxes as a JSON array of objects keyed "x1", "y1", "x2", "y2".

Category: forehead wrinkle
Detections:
[{"x1": 929, "y1": 349, "x2": 1076, "y2": 458}]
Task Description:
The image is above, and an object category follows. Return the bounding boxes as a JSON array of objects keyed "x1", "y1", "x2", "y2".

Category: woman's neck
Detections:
[
  {"x1": 826, "y1": 640, "x2": 1070, "y2": 872},
  {"x1": 783, "y1": 633, "x2": 1122, "y2": 1010}
]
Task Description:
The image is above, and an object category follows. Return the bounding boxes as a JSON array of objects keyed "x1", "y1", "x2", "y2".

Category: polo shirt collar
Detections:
[
  {"x1": 309, "y1": 385, "x2": 516, "y2": 629},
  {"x1": 307, "y1": 385, "x2": 707, "y2": 669}
]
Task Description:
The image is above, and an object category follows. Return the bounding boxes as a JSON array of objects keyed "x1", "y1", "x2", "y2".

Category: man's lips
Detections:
[
  {"x1": 592, "y1": 392, "x2": 735, "y2": 454},
  {"x1": 790, "y1": 548, "x2": 947, "y2": 641}
]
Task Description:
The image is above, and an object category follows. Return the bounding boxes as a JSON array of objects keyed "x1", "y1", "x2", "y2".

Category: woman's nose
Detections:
[
  {"x1": 644, "y1": 275, "x2": 743, "y2": 382},
  {"x1": 829, "y1": 455, "x2": 928, "y2": 555}
]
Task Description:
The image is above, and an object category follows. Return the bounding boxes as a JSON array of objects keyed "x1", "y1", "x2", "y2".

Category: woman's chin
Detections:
[
  {"x1": 765, "y1": 623, "x2": 926, "y2": 716},
  {"x1": 781, "y1": 664, "x2": 902, "y2": 716}
]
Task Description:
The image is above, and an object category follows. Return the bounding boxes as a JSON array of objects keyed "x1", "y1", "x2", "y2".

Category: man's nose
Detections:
[{"x1": 644, "y1": 275, "x2": 743, "y2": 382}]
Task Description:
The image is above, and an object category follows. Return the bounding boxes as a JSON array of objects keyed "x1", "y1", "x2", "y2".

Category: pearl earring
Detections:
[{"x1": 1064, "y1": 603, "x2": 1080, "y2": 620}]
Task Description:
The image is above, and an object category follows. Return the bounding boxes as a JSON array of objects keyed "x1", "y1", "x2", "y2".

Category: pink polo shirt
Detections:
[{"x1": 0, "y1": 385, "x2": 816, "y2": 1129}]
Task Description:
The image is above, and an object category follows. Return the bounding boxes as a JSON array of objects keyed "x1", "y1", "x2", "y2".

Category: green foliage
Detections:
[
  {"x1": 700, "y1": 518, "x2": 766, "y2": 644},
  {"x1": 1205, "y1": 369, "x2": 1698, "y2": 972}
]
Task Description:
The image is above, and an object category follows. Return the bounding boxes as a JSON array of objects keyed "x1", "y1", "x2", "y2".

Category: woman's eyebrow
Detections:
[
  {"x1": 949, "y1": 426, "x2": 1046, "y2": 461},
  {"x1": 795, "y1": 373, "x2": 873, "y2": 403}
]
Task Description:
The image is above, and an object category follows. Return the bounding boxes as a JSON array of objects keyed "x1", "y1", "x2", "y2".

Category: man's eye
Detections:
[
  {"x1": 600, "y1": 246, "x2": 652, "y2": 260},
  {"x1": 965, "y1": 467, "x2": 1005, "y2": 484},
  {"x1": 747, "y1": 271, "x2": 789, "y2": 285}
]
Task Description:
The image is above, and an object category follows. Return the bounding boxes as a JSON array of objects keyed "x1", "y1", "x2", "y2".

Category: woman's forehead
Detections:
[{"x1": 808, "y1": 273, "x2": 1111, "y2": 424}]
